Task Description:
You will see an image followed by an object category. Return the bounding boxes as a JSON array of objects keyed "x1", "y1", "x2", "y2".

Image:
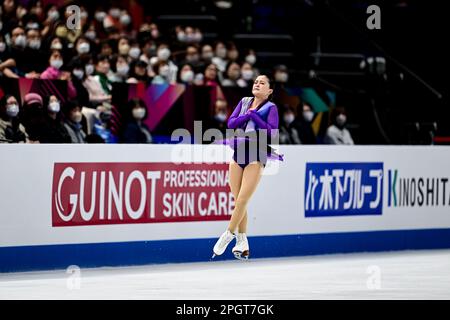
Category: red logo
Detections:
[{"x1": 52, "y1": 162, "x2": 233, "y2": 226}]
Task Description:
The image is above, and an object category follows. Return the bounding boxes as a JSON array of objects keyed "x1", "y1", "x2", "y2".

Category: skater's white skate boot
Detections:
[
  {"x1": 212, "y1": 230, "x2": 235, "y2": 258},
  {"x1": 232, "y1": 233, "x2": 249, "y2": 260}
]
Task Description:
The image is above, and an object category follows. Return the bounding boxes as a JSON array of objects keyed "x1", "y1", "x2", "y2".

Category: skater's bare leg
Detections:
[
  {"x1": 228, "y1": 161, "x2": 263, "y2": 233},
  {"x1": 228, "y1": 160, "x2": 248, "y2": 233},
  {"x1": 238, "y1": 212, "x2": 247, "y2": 233}
]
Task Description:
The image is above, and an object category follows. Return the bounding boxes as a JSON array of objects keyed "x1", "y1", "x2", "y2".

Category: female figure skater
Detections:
[{"x1": 212, "y1": 75, "x2": 283, "y2": 260}]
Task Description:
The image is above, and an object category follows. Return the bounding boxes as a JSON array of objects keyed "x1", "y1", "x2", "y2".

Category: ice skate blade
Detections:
[{"x1": 233, "y1": 251, "x2": 250, "y2": 261}]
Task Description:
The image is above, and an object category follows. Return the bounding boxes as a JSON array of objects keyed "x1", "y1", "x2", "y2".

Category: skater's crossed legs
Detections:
[{"x1": 228, "y1": 160, "x2": 263, "y2": 233}]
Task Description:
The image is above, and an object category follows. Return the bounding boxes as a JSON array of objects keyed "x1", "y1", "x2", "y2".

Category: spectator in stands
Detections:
[
  {"x1": 178, "y1": 64, "x2": 195, "y2": 85},
  {"x1": 206, "y1": 98, "x2": 229, "y2": 136},
  {"x1": 68, "y1": 58, "x2": 90, "y2": 107},
  {"x1": 128, "y1": 41, "x2": 142, "y2": 62},
  {"x1": 279, "y1": 105, "x2": 301, "y2": 144},
  {"x1": 226, "y1": 42, "x2": 240, "y2": 62},
  {"x1": 21, "y1": 93, "x2": 45, "y2": 143},
  {"x1": 296, "y1": 102, "x2": 317, "y2": 144},
  {"x1": 212, "y1": 41, "x2": 228, "y2": 74},
  {"x1": 129, "y1": 60, "x2": 151, "y2": 84},
  {"x1": 221, "y1": 61, "x2": 246, "y2": 87},
  {"x1": 152, "y1": 60, "x2": 171, "y2": 85},
  {"x1": 93, "y1": 102, "x2": 117, "y2": 143},
  {"x1": 324, "y1": 106, "x2": 354, "y2": 145},
  {"x1": 122, "y1": 98, "x2": 152, "y2": 143},
  {"x1": 155, "y1": 43, "x2": 178, "y2": 83},
  {"x1": 63, "y1": 100, "x2": 86, "y2": 143},
  {"x1": 273, "y1": 64, "x2": 289, "y2": 86},
  {"x1": 182, "y1": 45, "x2": 203, "y2": 71},
  {"x1": 0, "y1": 94, "x2": 28, "y2": 143},
  {"x1": 201, "y1": 44, "x2": 214, "y2": 64},
  {"x1": 38, "y1": 95, "x2": 71, "y2": 143},
  {"x1": 201, "y1": 63, "x2": 220, "y2": 86},
  {"x1": 0, "y1": 34, "x2": 17, "y2": 78},
  {"x1": 110, "y1": 55, "x2": 130, "y2": 83},
  {"x1": 240, "y1": 62, "x2": 256, "y2": 86},
  {"x1": 24, "y1": 27, "x2": 46, "y2": 74},
  {"x1": 40, "y1": 50, "x2": 77, "y2": 99}
]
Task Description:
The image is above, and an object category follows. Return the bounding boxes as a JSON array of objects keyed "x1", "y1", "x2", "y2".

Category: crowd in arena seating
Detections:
[{"x1": 0, "y1": 0, "x2": 353, "y2": 145}]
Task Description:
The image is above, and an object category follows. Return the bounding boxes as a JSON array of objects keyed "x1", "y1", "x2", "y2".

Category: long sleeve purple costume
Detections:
[{"x1": 223, "y1": 97, "x2": 284, "y2": 168}]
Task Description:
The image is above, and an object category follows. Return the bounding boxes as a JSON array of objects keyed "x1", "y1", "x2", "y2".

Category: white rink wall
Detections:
[{"x1": 1, "y1": 144, "x2": 450, "y2": 272}]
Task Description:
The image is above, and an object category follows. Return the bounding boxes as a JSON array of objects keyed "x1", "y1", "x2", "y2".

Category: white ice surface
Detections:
[{"x1": 1, "y1": 250, "x2": 449, "y2": 300}]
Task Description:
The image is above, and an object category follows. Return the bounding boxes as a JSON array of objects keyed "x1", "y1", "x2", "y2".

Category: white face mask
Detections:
[
  {"x1": 51, "y1": 42, "x2": 63, "y2": 50},
  {"x1": 73, "y1": 69, "x2": 84, "y2": 79},
  {"x1": 216, "y1": 47, "x2": 227, "y2": 58},
  {"x1": 275, "y1": 72, "x2": 288, "y2": 83},
  {"x1": 116, "y1": 64, "x2": 129, "y2": 76},
  {"x1": 303, "y1": 110, "x2": 314, "y2": 122},
  {"x1": 95, "y1": 11, "x2": 106, "y2": 22},
  {"x1": 50, "y1": 59, "x2": 63, "y2": 69},
  {"x1": 157, "y1": 48, "x2": 171, "y2": 61},
  {"x1": 180, "y1": 70, "x2": 194, "y2": 83},
  {"x1": 132, "y1": 108, "x2": 146, "y2": 120},
  {"x1": 14, "y1": 35, "x2": 27, "y2": 48},
  {"x1": 85, "y1": 31, "x2": 96, "y2": 40},
  {"x1": 28, "y1": 39, "x2": 41, "y2": 50},
  {"x1": 85, "y1": 64, "x2": 94, "y2": 75},
  {"x1": 72, "y1": 111, "x2": 82, "y2": 123},
  {"x1": 77, "y1": 42, "x2": 90, "y2": 54},
  {"x1": 241, "y1": 69, "x2": 254, "y2": 81},
  {"x1": 245, "y1": 55, "x2": 256, "y2": 65},
  {"x1": 6, "y1": 104, "x2": 19, "y2": 118},
  {"x1": 109, "y1": 8, "x2": 120, "y2": 18},
  {"x1": 202, "y1": 51, "x2": 213, "y2": 60},
  {"x1": 0, "y1": 42, "x2": 5, "y2": 52},
  {"x1": 284, "y1": 114, "x2": 295, "y2": 125},
  {"x1": 48, "y1": 101, "x2": 60, "y2": 113},
  {"x1": 214, "y1": 112, "x2": 227, "y2": 123},
  {"x1": 120, "y1": 14, "x2": 131, "y2": 25},
  {"x1": 129, "y1": 47, "x2": 141, "y2": 59},
  {"x1": 48, "y1": 10, "x2": 60, "y2": 21},
  {"x1": 336, "y1": 114, "x2": 347, "y2": 127},
  {"x1": 159, "y1": 65, "x2": 170, "y2": 77}
]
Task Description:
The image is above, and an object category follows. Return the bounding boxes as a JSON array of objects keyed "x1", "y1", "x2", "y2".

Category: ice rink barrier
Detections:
[{"x1": 1, "y1": 144, "x2": 450, "y2": 272}]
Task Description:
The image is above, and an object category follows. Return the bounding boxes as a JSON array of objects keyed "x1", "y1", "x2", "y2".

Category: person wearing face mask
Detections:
[
  {"x1": 206, "y1": 98, "x2": 229, "y2": 136},
  {"x1": 81, "y1": 54, "x2": 112, "y2": 105},
  {"x1": 36, "y1": 94, "x2": 71, "y2": 143},
  {"x1": 110, "y1": 55, "x2": 130, "y2": 83},
  {"x1": 155, "y1": 44, "x2": 178, "y2": 83},
  {"x1": 75, "y1": 38, "x2": 90, "y2": 56},
  {"x1": 67, "y1": 59, "x2": 90, "y2": 107},
  {"x1": 178, "y1": 64, "x2": 195, "y2": 85},
  {"x1": 273, "y1": 64, "x2": 289, "y2": 85},
  {"x1": 240, "y1": 62, "x2": 256, "y2": 87},
  {"x1": 152, "y1": 60, "x2": 171, "y2": 85},
  {"x1": 181, "y1": 45, "x2": 203, "y2": 70},
  {"x1": 297, "y1": 102, "x2": 317, "y2": 144},
  {"x1": 0, "y1": 94, "x2": 28, "y2": 143},
  {"x1": 201, "y1": 44, "x2": 214, "y2": 64},
  {"x1": 40, "y1": 50, "x2": 77, "y2": 99},
  {"x1": 279, "y1": 106, "x2": 301, "y2": 144},
  {"x1": 212, "y1": 41, "x2": 228, "y2": 73},
  {"x1": 221, "y1": 61, "x2": 244, "y2": 87},
  {"x1": 24, "y1": 28, "x2": 46, "y2": 73},
  {"x1": 324, "y1": 106, "x2": 354, "y2": 145},
  {"x1": 63, "y1": 100, "x2": 86, "y2": 143},
  {"x1": 122, "y1": 98, "x2": 152, "y2": 143}
]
